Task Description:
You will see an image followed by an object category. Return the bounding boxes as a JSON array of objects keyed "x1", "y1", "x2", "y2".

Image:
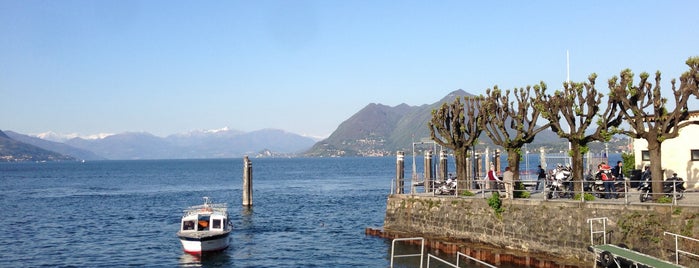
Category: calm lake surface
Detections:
[
  {"x1": 1, "y1": 156, "x2": 597, "y2": 267},
  {"x1": 0, "y1": 157, "x2": 457, "y2": 267}
]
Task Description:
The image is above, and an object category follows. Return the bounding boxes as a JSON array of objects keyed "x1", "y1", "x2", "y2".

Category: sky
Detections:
[{"x1": 1, "y1": 1, "x2": 698, "y2": 139}]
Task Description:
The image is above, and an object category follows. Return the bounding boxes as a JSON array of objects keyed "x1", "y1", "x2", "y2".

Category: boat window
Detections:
[
  {"x1": 197, "y1": 216, "x2": 210, "y2": 231},
  {"x1": 212, "y1": 219, "x2": 222, "y2": 229},
  {"x1": 182, "y1": 220, "x2": 195, "y2": 231}
]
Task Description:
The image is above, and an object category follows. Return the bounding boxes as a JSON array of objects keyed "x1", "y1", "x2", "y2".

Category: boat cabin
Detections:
[{"x1": 181, "y1": 211, "x2": 227, "y2": 232}]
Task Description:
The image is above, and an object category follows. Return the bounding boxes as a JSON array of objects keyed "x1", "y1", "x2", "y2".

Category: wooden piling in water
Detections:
[
  {"x1": 396, "y1": 151, "x2": 404, "y2": 194},
  {"x1": 242, "y1": 155, "x2": 253, "y2": 207}
]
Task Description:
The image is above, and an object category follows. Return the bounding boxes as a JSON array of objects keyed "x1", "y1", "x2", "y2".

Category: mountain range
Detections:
[
  {"x1": 3, "y1": 89, "x2": 626, "y2": 161},
  {"x1": 2, "y1": 128, "x2": 317, "y2": 161}
]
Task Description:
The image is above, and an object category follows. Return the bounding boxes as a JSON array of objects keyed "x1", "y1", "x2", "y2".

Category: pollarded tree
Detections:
[
  {"x1": 608, "y1": 57, "x2": 699, "y2": 199},
  {"x1": 533, "y1": 74, "x2": 623, "y2": 192},
  {"x1": 480, "y1": 83, "x2": 551, "y2": 180},
  {"x1": 428, "y1": 96, "x2": 483, "y2": 190}
]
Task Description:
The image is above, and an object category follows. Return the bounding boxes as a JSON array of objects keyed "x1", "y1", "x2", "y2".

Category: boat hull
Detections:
[{"x1": 178, "y1": 231, "x2": 231, "y2": 254}]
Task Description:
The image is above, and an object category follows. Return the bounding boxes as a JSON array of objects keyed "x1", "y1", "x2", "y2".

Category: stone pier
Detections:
[{"x1": 378, "y1": 194, "x2": 699, "y2": 267}]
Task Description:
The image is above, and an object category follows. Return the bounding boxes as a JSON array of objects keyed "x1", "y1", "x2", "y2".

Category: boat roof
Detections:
[{"x1": 181, "y1": 197, "x2": 229, "y2": 217}]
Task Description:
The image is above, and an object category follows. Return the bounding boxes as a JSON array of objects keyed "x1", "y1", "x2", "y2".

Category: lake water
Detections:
[
  {"x1": 1, "y1": 155, "x2": 618, "y2": 267},
  {"x1": 0, "y1": 157, "x2": 443, "y2": 267}
]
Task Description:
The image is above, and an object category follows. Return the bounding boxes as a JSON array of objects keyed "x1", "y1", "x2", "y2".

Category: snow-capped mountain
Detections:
[{"x1": 10, "y1": 128, "x2": 316, "y2": 160}]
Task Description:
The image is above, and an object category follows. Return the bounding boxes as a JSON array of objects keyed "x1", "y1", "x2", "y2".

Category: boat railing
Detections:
[{"x1": 182, "y1": 203, "x2": 228, "y2": 216}]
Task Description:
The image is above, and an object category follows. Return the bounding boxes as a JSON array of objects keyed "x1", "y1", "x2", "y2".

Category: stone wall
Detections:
[{"x1": 383, "y1": 194, "x2": 699, "y2": 267}]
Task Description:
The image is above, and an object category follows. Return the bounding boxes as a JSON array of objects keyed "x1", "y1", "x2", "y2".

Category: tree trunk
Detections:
[
  {"x1": 570, "y1": 142, "x2": 584, "y2": 193},
  {"x1": 647, "y1": 139, "x2": 664, "y2": 200},
  {"x1": 454, "y1": 147, "x2": 469, "y2": 191},
  {"x1": 505, "y1": 148, "x2": 521, "y2": 181}
]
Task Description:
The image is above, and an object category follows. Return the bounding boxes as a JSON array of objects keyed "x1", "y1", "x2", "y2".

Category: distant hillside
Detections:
[
  {"x1": 59, "y1": 128, "x2": 316, "y2": 160},
  {"x1": 6, "y1": 131, "x2": 105, "y2": 161},
  {"x1": 304, "y1": 103, "x2": 420, "y2": 157},
  {"x1": 0, "y1": 130, "x2": 75, "y2": 162},
  {"x1": 305, "y1": 89, "x2": 568, "y2": 157}
]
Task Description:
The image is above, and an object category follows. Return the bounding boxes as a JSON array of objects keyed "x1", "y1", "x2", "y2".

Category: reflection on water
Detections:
[{"x1": 178, "y1": 251, "x2": 231, "y2": 267}]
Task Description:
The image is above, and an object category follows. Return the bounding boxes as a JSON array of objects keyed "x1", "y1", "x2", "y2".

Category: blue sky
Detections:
[{"x1": 1, "y1": 1, "x2": 698, "y2": 138}]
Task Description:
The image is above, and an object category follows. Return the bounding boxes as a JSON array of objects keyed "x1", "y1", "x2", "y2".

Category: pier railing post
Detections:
[
  {"x1": 494, "y1": 149, "x2": 501, "y2": 176},
  {"x1": 424, "y1": 150, "x2": 433, "y2": 193},
  {"x1": 396, "y1": 151, "x2": 405, "y2": 194},
  {"x1": 439, "y1": 150, "x2": 448, "y2": 182},
  {"x1": 243, "y1": 155, "x2": 253, "y2": 207}
]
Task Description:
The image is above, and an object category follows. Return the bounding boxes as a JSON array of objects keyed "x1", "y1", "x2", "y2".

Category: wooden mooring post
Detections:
[
  {"x1": 242, "y1": 155, "x2": 253, "y2": 207},
  {"x1": 396, "y1": 151, "x2": 404, "y2": 194}
]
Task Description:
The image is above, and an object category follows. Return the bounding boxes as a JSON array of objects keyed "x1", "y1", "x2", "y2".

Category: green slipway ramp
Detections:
[{"x1": 592, "y1": 244, "x2": 683, "y2": 268}]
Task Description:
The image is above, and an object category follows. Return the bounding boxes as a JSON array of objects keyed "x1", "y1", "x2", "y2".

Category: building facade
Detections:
[{"x1": 633, "y1": 112, "x2": 699, "y2": 190}]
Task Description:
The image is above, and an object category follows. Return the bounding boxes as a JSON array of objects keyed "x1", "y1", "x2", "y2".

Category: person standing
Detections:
[
  {"x1": 600, "y1": 164, "x2": 616, "y2": 199},
  {"x1": 503, "y1": 167, "x2": 514, "y2": 198},
  {"x1": 536, "y1": 165, "x2": 546, "y2": 191},
  {"x1": 487, "y1": 164, "x2": 498, "y2": 191},
  {"x1": 611, "y1": 161, "x2": 623, "y2": 180},
  {"x1": 611, "y1": 161, "x2": 624, "y2": 193}
]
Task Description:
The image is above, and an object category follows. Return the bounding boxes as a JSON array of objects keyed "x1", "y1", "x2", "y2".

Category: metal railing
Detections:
[
  {"x1": 402, "y1": 177, "x2": 698, "y2": 206},
  {"x1": 664, "y1": 231, "x2": 699, "y2": 265},
  {"x1": 587, "y1": 217, "x2": 608, "y2": 246},
  {"x1": 390, "y1": 237, "x2": 498, "y2": 268},
  {"x1": 456, "y1": 252, "x2": 498, "y2": 268},
  {"x1": 426, "y1": 254, "x2": 458, "y2": 268},
  {"x1": 390, "y1": 237, "x2": 424, "y2": 268}
]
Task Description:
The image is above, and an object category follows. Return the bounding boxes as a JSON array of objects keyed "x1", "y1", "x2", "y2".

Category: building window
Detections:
[
  {"x1": 692, "y1": 150, "x2": 699, "y2": 161},
  {"x1": 642, "y1": 150, "x2": 650, "y2": 161}
]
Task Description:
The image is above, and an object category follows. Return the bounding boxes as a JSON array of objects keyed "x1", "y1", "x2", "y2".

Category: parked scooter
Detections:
[{"x1": 434, "y1": 177, "x2": 457, "y2": 195}]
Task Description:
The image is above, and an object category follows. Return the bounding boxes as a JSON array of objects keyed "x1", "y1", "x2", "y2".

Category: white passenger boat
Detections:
[{"x1": 177, "y1": 197, "x2": 231, "y2": 254}]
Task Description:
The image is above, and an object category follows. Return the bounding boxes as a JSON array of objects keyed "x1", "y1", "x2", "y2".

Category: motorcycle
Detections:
[
  {"x1": 434, "y1": 178, "x2": 457, "y2": 195},
  {"x1": 545, "y1": 164, "x2": 574, "y2": 199},
  {"x1": 583, "y1": 171, "x2": 606, "y2": 197},
  {"x1": 639, "y1": 176, "x2": 652, "y2": 202},
  {"x1": 663, "y1": 175, "x2": 685, "y2": 200},
  {"x1": 587, "y1": 166, "x2": 626, "y2": 199},
  {"x1": 640, "y1": 175, "x2": 684, "y2": 202}
]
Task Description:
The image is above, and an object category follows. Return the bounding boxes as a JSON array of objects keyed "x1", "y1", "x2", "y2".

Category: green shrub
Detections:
[
  {"x1": 514, "y1": 182, "x2": 530, "y2": 198},
  {"x1": 573, "y1": 193, "x2": 595, "y2": 201},
  {"x1": 487, "y1": 192, "x2": 504, "y2": 215},
  {"x1": 657, "y1": 196, "x2": 673, "y2": 203},
  {"x1": 460, "y1": 190, "x2": 475, "y2": 196}
]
